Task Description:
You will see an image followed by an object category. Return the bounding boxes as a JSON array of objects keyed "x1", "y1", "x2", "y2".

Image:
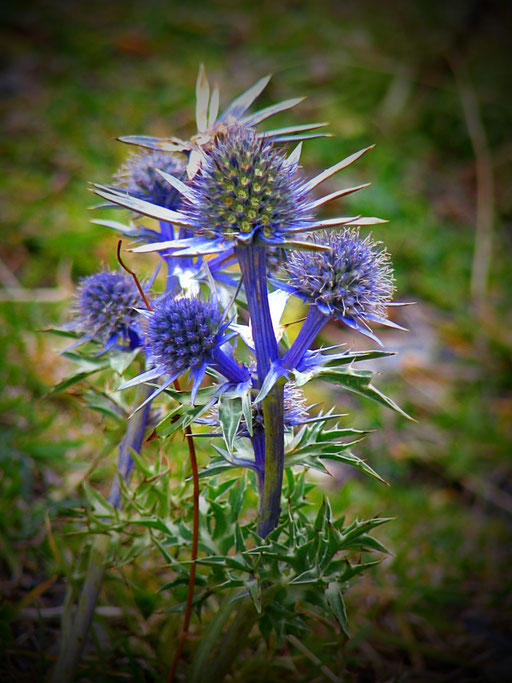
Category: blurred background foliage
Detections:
[{"x1": 1, "y1": 0, "x2": 511, "y2": 680}]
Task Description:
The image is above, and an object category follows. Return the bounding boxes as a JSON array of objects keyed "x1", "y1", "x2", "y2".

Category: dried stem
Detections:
[
  {"x1": 167, "y1": 377, "x2": 200, "y2": 683},
  {"x1": 117, "y1": 239, "x2": 153, "y2": 311}
]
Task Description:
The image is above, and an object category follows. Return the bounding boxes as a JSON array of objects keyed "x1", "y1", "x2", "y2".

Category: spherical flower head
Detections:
[
  {"x1": 115, "y1": 150, "x2": 186, "y2": 209},
  {"x1": 76, "y1": 270, "x2": 141, "y2": 345},
  {"x1": 251, "y1": 381, "x2": 309, "y2": 430},
  {"x1": 148, "y1": 296, "x2": 223, "y2": 375},
  {"x1": 185, "y1": 127, "x2": 312, "y2": 242},
  {"x1": 284, "y1": 229, "x2": 394, "y2": 323}
]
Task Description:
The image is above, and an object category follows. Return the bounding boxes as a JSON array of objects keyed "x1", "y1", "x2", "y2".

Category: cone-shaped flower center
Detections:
[{"x1": 186, "y1": 127, "x2": 309, "y2": 241}]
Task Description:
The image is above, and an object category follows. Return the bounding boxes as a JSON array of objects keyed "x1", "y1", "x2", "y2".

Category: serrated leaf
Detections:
[
  {"x1": 317, "y1": 367, "x2": 413, "y2": 420},
  {"x1": 218, "y1": 394, "x2": 243, "y2": 452},
  {"x1": 325, "y1": 582, "x2": 350, "y2": 637},
  {"x1": 245, "y1": 576, "x2": 261, "y2": 613}
]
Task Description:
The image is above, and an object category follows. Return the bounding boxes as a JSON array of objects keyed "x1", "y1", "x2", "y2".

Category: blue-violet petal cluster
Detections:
[
  {"x1": 148, "y1": 297, "x2": 222, "y2": 374},
  {"x1": 115, "y1": 150, "x2": 185, "y2": 209},
  {"x1": 75, "y1": 270, "x2": 142, "y2": 348},
  {"x1": 283, "y1": 228, "x2": 394, "y2": 324},
  {"x1": 183, "y1": 127, "x2": 314, "y2": 243}
]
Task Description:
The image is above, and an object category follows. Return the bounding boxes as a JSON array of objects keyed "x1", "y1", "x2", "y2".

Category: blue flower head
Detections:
[
  {"x1": 148, "y1": 297, "x2": 223, "y2": 375},
  {"x1": 281, "y1": 229, "x2": 395, "y2": 344},
  {"x1": 121, "y1": 294, "x2": 249, "y2": 411},
  {"x1": 74, "y1": 270, "x2": 143, "y2": 351},
  {"x1": 115, "y1": 150, "x2": 185, "y2": 209},
  {"x1": 183, "y1": 127, "x2": 313, "y2": 244}
]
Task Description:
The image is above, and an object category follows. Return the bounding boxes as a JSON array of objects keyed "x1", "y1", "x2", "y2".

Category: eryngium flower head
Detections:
[
  {"x1": 283, "y1": 228, "x2": 394, "y2": 328},
  {"x1": 181, "y1": 127, "x2": 313, "y2": 244},
  {"x1": 115, "y1": 150, "x2": 185, "y2": 209},
  {"x1": 147, "y1": 296, "x2": 223, "y2": 375},
  {"x1": 253, "y1": 381, "x2": 309, "y2": 429},
  {"x1": 75, "y1": 270, "x2": 142, "y2": 349}
]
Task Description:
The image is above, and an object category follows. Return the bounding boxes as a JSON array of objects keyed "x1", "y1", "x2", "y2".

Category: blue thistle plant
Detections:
[
  {"x1": 120, "y1": 294, "x2": 249, "y2": 410},
  {"x1": 69, "y1": 270, "x2": 144, "y2": 352}
]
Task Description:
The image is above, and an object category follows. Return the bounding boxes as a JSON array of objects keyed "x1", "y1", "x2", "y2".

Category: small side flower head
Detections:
[
  {"x1": 148, "y1": 297, "x2": 223, "y2": 376},
  {"x1": 74, "y1": 270, "x2": 143, "y2": 351},
  {"x1": 120, "y1": 294, "x2": 247, "y2": 411},
  {"x1": 208, "y1": 381, "x2": 309, "y2": 435},
  {"x1": 254, "y1": 381, "x2": 309, "y2": 430},
  {"x1": 282, "y1": 228, "x2": 395, "y2": 340},
  {"x1": 115, "y1": 150, "x2": 185, "y2": 209}
]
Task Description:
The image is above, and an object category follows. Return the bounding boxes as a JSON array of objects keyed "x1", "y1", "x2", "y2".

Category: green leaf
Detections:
[
  {"x1": 198, "y1": 461, "x2": 244, "y2": 479},
  {"x1": 320, "y1": 451, "x2": 388, "y2": 485},
  {"x1": 317, "y1": 367, "x2": 413, "y2": 420},
  {"x1": 46, "y1": 371, "x2": 97, "y2": 396},
  {"x1": 325, "y1": 582, "x2": 350, "y2": 637},
  {"x1": 245, "y1": 576, "x2": 261, "y2": 613},
  {"x1": 83, "y1": 481, "x2": 115, "y2": 517},
  {"x1": 109, "y1": 348, "x2": 140, "y2": 375},
  {"x1": 128, "y1": 447, "x2": 152, "y2": 477},
  {"x1": 218, "y1": 394, "x2": 243, "y2": 452}
]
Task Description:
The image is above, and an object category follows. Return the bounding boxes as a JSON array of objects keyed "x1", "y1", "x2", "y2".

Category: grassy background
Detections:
[{"x1": 1, "y1": 0, "x2": 511, "y2": 680}]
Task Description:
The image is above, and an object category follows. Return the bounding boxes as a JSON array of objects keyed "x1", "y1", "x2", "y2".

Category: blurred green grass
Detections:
[{"x1": 1, "y1": 0, "x2": 511, "y2": 680}]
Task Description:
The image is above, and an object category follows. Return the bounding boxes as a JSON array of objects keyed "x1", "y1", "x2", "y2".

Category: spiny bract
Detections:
[{"x1": 147, "y1": 296, "x2": 222, "y2": 374}]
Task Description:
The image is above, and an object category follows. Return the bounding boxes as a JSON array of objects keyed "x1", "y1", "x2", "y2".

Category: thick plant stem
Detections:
[
  {"x1": 50, "y1": 384, "x2": 152, "y2": 683},
  {"x1": 195, "y1": 586, "x2": 280, "y2": 683},
  {"x1": 235, "y1": 243, "x2": 285, "y2": 536},
  {"x1": 258, "y1": 384, "x2": 285, "y2": 537}
]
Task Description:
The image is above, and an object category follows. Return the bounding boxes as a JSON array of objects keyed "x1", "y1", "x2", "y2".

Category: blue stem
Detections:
[
  {"x1": 108, "y1": 384, "x2": 153, "y2": 507},
  {"x1": 211, "y1": 347, "x2": 250, "y2": 384},
  {"x1": 235, "y1": 243, "x2": 284, "y2": 537},
  {"x1": 251, "y1": 428, "x2": 265, "y2": 496},
  {"x1": 235, "y1": 245, "x2": 279, "y2": 384},
  {"x1": 282, "y1": 305, "x2": 329, "y2": 370}
]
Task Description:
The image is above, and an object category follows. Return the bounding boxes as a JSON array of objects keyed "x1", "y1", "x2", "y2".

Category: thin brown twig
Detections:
[
  {"x1": 116, "y1": 240, "x2": 153, "y2": 311},
  {"x1": 116, "y1": 239, "x2": 199, "y2": 678},
  {"x1": 167, "y1": 377, "x2": 200, "y2": 683}
]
